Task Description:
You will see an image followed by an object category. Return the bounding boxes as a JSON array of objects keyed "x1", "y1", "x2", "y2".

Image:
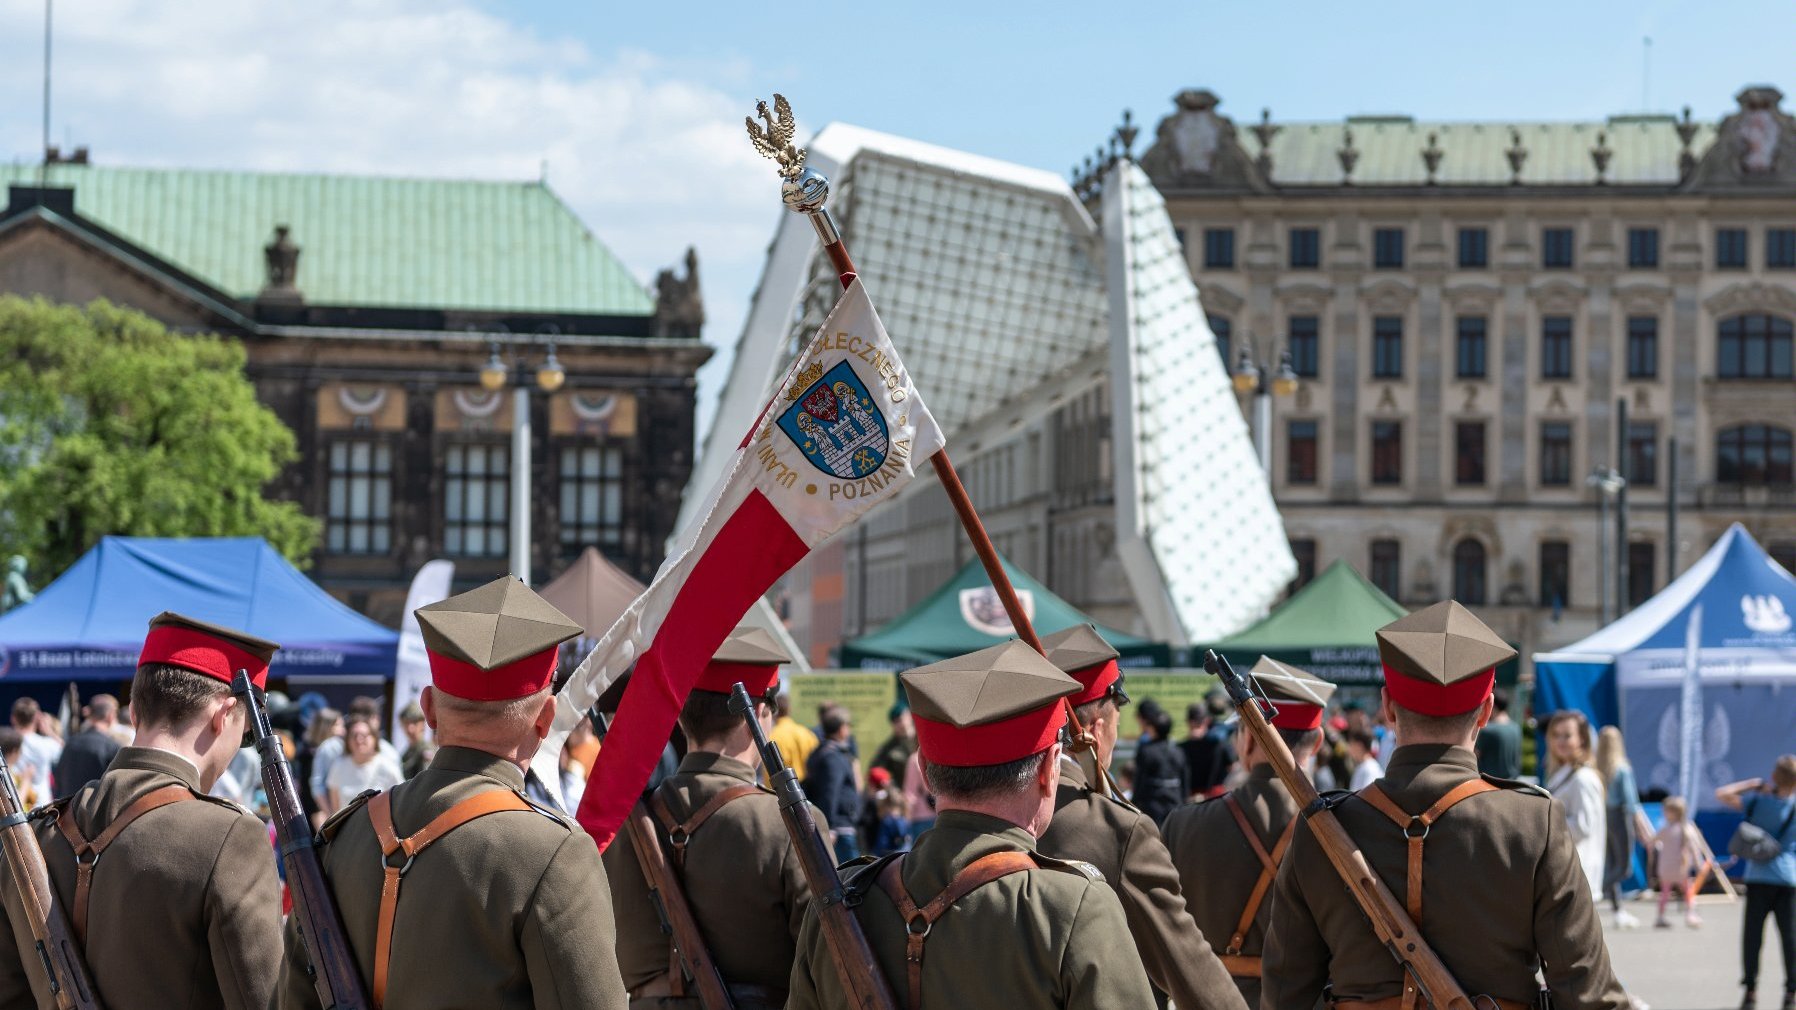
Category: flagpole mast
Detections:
[{"x1": 747, "y1": 96, "x2": 1117, "y2": 791}]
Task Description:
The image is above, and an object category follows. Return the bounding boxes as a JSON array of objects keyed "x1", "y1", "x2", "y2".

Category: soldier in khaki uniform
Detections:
[
  {"x1": 279, "y1": 576, "x2": 627, "y2": 1010},
  {"x1": 1263, "y1": 601, "x2": 1629, "y2": 1010},
  {"x1": 604, "y1": 626, "x2": 828, "y2": 1009},
  {"x1": 1034, "y1": 624, "x2": 1248, "y2": 1010},
  {"x1": 0, "y1": 611, "x2": 284, "y2": 1010},
  {"x1": 1162, "y1": 657, "x2": 1335, "y2": 1007},
  {"x1": 788, "y1": 640, "x2": 1154, "y2": 1010}
]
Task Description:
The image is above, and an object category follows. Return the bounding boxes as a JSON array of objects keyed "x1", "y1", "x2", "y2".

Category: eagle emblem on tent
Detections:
[{"x1": 777, "y1": 361, "x2": 890, "y2": 479}]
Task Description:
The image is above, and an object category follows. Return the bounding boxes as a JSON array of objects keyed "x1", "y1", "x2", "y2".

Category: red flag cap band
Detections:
[
  {"x1": 1067, "y1": 660, "x2": 1121, "y2": 707},
  {"x1": 138, "y1": 612, "x2": 279, "y2": 690},
  {"x1": 913, "y1": 702, "x2": 1066, "y2": 768},
  {"x1": 428, "y1": 647, "x2": 559, "y2": 702},
  {"x1": 1382, "y1": 664, "x2": 1496, "y2": 717},
  {"x1": 1269, "y1": 702, "x2": 1325, "y2": 731},
  {"x1": 693, "y1": 661, "x2": 781, "y2": 697}
]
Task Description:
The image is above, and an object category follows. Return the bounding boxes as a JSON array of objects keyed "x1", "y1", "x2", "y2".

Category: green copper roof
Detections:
[{"x1": 0, "y1": 163, "x2": 654, "y2": 315}]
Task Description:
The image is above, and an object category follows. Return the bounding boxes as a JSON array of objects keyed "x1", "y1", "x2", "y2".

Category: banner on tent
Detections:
[{"x1": 1618, "y1": 650, "x2": 1796, "y2": 811}]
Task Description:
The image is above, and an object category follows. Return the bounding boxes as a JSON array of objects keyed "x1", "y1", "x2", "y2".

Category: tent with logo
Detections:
[
  {"x1": 836, "y1": 554, "x2": 1171, "y2": 669},
  {"x1": 1200, "y1": 560, "x2": 1409, "y2": 688},
  {"x1": 0, "y1": 537, "x2": 398, "y2": 687},
  {"x1": 1535, "y1": 523, "x2": 1796, "y2": 866}
]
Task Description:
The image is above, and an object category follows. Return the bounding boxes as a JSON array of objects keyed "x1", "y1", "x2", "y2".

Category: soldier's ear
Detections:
[
  {"x1": 420, "y1": 687, "x2": 439, "y2": 731},
  {"x1": 533, "y1": 694, "x2": 557, "y2": 741}
]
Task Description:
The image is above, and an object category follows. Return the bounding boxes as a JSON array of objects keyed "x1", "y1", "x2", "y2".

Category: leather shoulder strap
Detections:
[
  {"x1": 1357, "y1": 779, "x2": 1497, "y2": 927},
  {"x1": 367, "y1": 787, "x2": 531, "y2": 1010},
  {"x1": 650, "y1": 782, "x2": 766, "y2": 865},
  {"x1": 54, "y1": 783, "x2": 194, "y2": 946},
  {"x1": 1223, "y1": 793, "x2": 1273, "y2": 871},
  {"x1": 875, "y1": 851, "x2": 1039, "y2": 1010},
  {"x1": 1221, "y1": 793, "x2": 1298, "y2": 959}
]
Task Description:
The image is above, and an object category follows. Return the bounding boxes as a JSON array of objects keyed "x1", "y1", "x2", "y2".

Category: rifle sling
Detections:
[
  {"x1": 1220, "y1": 792, "x2": 1298, "y2": 967},
  {"x1": 367, "y1": 788, "x2": 531, "y2": 1010},
  {"x1": 53, "y1": 784, "x2": 194, "y2": 947},
  {"x1": 875, "y1": 851, "x2": 1038, "y2": 1010}
]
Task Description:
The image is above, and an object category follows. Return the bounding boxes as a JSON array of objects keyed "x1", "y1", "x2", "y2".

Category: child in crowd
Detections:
[
  {"x1": 873, "y1": 788, "x2": 911, "y2": 856},
  {"x1": 1652, "y1": 796, "x2": 1703, "y2": 928}
]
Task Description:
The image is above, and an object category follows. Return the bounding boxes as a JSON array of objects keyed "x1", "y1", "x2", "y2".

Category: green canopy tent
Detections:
[
  {"x1": 838, "y1": 554, "x2": 1171, "y2": 669},
  {"x1": 1202, "y1": 560, "x2": 1407, "y2": 687}
]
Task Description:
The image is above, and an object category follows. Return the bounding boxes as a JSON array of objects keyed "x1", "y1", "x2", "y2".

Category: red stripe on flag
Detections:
[{"x1": 575, "y1": 487, "x2": 810, "y2": 851}]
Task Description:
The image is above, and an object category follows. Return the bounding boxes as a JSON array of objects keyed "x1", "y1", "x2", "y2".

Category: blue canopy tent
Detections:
[
  {"x1": 1535, "y1": 523, "x2": 1796, "y2": 875},
  {"x1": 0, "y1": 538, "x2": 397, "y2": 697}
]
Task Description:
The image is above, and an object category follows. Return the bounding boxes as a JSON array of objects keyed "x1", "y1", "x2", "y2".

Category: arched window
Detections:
[
  {"x1": 1717, "y1": 424, "x2": 1795, "y2": 484},
  {"x1": 1452, "y1": 538, "x2": 1488, "y2": 605},
  {"x1": 1718, "y1": 314, "x2": 1795, "y2": 379}
]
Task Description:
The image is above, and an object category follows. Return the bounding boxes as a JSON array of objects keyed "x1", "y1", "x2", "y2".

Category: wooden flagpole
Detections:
[{"x1": 747, "y1": 96, "x2": 1119, "y2": 798}]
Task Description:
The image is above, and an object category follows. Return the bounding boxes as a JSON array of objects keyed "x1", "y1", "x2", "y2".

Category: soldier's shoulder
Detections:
[
  {"x1": 1478, "y1": 772, "x2": 1552, "y2": 799},
  {"x1": 317, "y1": 788, "x2": 380, "y2": 842},
  {"x1": 189, "y1": 789, "x2": 263, "y2": 821},
  {"x1": 1028, "y1": 849, "x2": 1107, "y2": 884}
]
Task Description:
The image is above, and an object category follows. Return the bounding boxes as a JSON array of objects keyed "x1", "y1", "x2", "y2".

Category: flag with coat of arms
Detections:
[{"x1": 537, "y1": 277, "x2": 945, "y2": 850}]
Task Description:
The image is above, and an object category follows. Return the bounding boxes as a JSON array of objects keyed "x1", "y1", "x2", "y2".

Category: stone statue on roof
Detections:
[
  {"x1": 261, "y1": 224, "x2": 303, "y2": 302},
  {"x1": 1139, "y1": 89, "x2": 1269, "y2": 193},
  {"x1": 1, "y1": 556, "x2": 34, "y2": 613},
  {"x1": 653, "y1": 246, "x2": 704, "y2": 340}
]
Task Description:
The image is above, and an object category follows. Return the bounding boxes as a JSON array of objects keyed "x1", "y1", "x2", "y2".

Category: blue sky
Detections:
[{"x1": 1, "y1": 0, "x2": 1791, "y2": 433}]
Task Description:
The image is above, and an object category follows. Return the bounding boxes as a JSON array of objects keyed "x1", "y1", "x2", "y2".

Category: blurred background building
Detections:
[{"x1": 0, "y1": 164, "x2": 708, "y2": 623}]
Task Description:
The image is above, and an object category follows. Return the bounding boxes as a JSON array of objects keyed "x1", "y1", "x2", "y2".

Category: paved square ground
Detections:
[{"x1": 1606, "y1": 895, "x2": 1789, "y2": 1010}]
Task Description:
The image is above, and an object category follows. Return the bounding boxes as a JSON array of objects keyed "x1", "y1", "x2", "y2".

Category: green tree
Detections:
[{"x1": 0, "y1": 296, "x2": 318, "y2": 580}]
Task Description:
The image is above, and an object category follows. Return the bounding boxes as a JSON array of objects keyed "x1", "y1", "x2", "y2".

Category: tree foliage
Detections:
[{"x1": 0, "y1": 297, "x2": 318, "y2": 581}]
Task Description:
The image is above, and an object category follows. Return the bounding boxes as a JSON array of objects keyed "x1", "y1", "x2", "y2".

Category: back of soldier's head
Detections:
[
  {"x1": 1374, "y1": 601, "x2": 1515, "y2": 746},
  {"x1": 903, "y1": 642, "x2": 1080, "y2": 807},
  {"x1": 679, "y1": 626, "x2": 788, "y2": 749},
  {"x1": 130, "y1": 613, "x2": 279, "y2": 735}
]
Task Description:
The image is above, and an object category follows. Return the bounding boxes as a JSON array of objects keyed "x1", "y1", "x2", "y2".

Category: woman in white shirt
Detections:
[
  {"x1": 1545, "y1": 709, "x2": 1608, "y2": 899},
  {"x1": 326, "y1": 716, "x2": 404, "y2": 812}
]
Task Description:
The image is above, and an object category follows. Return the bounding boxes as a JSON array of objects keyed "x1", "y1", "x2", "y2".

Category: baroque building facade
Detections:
[
  {"x1": 1108, "y1": 84, "x2": 1796, "y2": 657},
  {"x1": 0, "y1": 165, "x2": 708, "y2": 626}
]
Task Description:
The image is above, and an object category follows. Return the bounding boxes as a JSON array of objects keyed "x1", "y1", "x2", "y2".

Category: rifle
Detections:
[
  {"x1": 590, "y1": 707, "x2": 733, "y2": 1010},
  {"x1": 727, "y1": 684, "x2": 899, "y2": 1010},
  {"x1": 0, "y1": 752, "x2": 102, "y2": 1010},
  {"x1": 233, "y1": 671, "x2": 370, "y2": 1010},
  {"x1": 1204, "y1": 651, "x2": 1478, "y2": 1010}
]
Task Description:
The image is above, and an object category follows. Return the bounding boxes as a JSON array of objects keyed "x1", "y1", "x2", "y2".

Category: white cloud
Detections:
[{"x1": 0, "y1": 0, "x2": 779, "y2": 436}]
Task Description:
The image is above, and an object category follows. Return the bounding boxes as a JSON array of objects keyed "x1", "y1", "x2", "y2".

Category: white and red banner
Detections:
[{"x1": 537, "y1": 278, "x2": 944, "y2": 849}]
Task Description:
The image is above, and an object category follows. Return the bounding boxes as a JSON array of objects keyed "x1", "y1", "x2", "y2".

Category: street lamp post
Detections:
[
  {"x1": 1232, "y1": 344, "x2": 1299, "y2": 473},
  {"x1": 1587, "y1": 465, "x2": 1627, "y2": 625},
  {"x1": 480, "y1": 337, "x2": 565, "y2": 586}
]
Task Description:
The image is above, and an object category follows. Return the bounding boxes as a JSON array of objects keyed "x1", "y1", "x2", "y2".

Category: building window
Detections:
[
  {"x1": 559, "y1": 444, "x2": 624, "y2": 554},
  {"x1": 1372, "y1": 316, "x2": 1404, "y2": 379},
  {"x1": 1456, "y1": 315, "x2": 1488, "y2": 378},
  {"x1": 1371, "y1": 420, "x2": 1403, "y2": 485},
  {"x1": 1374, "y1": 227, "x2": 1405, "y2": 269},
  {"x1": 1719, "y1": 313, "x2": 1795, "y2": 379},
  {"x1": 1209, "y1": 315, "x2": 1232, "y2": 368},
  {"x1": 1455, "y1": 422, "x2": 1487, "y2": 486},
  {"x1": 1542, "y1": 227, "x2": 1575, "y2": 269},
  {"x1": 1539, "y1": 541, "x2": 1570, "y2": 609},
  {"x1": 1626, "y1": 316, "x2": 1658, "y2": 379},
  {"x1": 1628, "y1": 227, "x2": 1660, "y2": 268},
  {"x1": 1370, "y1": 539, "x2": 1401, "y2": 600},
  {"x1": 1717, "y1": 227, "x2": 1749, "y2": 269},
  {"x1": 1288, "y1": 315, "x2": 1320, "y2": 377},
  {"x1": 1458, "y1": 227, "x2": 1489, "y2": 268},
  {"x1": 1717, "y1": 424, "x2": 1794, "y2": 485},
  {"x1": 1204, "y1": 228, "x2": 1236, "y2": 269},
  {"x1": 1541, "y1": 316, "x2": 1574, "y2": 379},
  {"x1": 1289, "y1": 227, "x2": 1321, "y2": 269},
  {"x1": 326, "y1": 439, "x2": 393, "y2": 555},
  {"x1": 1290, "y1": 538, "x2": 1317, "y2": 592},
  {"x1": 1770, "y1": 229, "x2": 1796, "y2": 270},
  {"x1": 444, "y1": 442, "x2": 509, "y2": 557},
  {"x1": 1287, "y1": 420, "x2": 1319, "y2": 485},
  {"x1": 1540, "y1": 422, "x2": 1573, "y2": 486},
  {"x1": 1627, "y1": 542, "x2": 1656, "y2": 608},
  {"x1": 1626, "y1": 422, "x2": 1658, "y2": 487},
  {"x1": 1453, "y1": 538, "x2": 1487, "y2": 606}
]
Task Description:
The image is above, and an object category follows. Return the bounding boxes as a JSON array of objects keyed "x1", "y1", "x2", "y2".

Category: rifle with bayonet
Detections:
[
  {"x1": 0, "y1": 750, "x2": 102, "y2": 1010},
  {"x1": 1204, "y1": 650, "x2": 1480, "y2": 1010},
  {"x1": 727, "y1": 683, "x2": 899, "y2": 1010},
  {"x1": 233, "y1": 670, "x2": 370, "y2": 1010},
  {"x1": 591, "y1": 706, "x2": 733, "y2": 1010}
]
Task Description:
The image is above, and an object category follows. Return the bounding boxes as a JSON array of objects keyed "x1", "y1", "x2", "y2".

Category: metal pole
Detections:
[
  {"x1": 40, "y1": 0, "x2": 51, "y2": 184},
  {"x1": 1597, "y1": 485, "x2": 1610, "y2": 626},
  {"x1": 511, "y1": 382, "x2": 531, "y2": 585},
  {"x1": 1254, "y1": 387, "x2": 1273, "y2": 473},
  {"x1": 1667, "y1": 436, "x2": 1680, "y2": 580},
  {"x1": 1616, "y1": 398, "x2": 1631, "y2": 615}
]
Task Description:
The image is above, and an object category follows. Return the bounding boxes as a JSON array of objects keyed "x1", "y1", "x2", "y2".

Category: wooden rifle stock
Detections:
[
  {"x1": 727, "y1": 685, "x2": 899, "y2": 1010},
  {"x1": 1204, "y1": 651, "x2": 1477, "y2": 1010},
  {"x1": 233, "y1": 671, "x2": 371, "y2": 1010},
  {"x1": 0, "y1": 752, "x2": 102, "y2": 1010},
  {"x1": 592, "y1": 710, "x2": 734, "y2": 1010}
]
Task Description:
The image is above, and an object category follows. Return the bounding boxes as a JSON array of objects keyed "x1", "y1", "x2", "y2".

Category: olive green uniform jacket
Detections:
[
  {"x1": 603, "y1": 752, "x2": 828, "y2": 1009},
  {"x1": 787, "y1": 808, "x2": 1153, "y2": 1010},
  {"x1": 1035, "y1": 757, "x2": 1248, "y2": 1010},
  {"x1": 1262, "y1": 745, "x2": 1629, "y2": 1010},
  {"x1": 278, "y1": 746, "x2": 627, "y2": 1010},
  {"x1": 1161, "y1": 763, "x2": 1297, "y2": 1008},
  {"x1": 0, "y1": 747, "x2": 283, "y2": 1010}
]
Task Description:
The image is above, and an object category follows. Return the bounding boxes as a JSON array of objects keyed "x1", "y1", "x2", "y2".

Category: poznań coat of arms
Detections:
[{"x1": 777, "y1": 360, "x2": 890, "y2": 479}]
